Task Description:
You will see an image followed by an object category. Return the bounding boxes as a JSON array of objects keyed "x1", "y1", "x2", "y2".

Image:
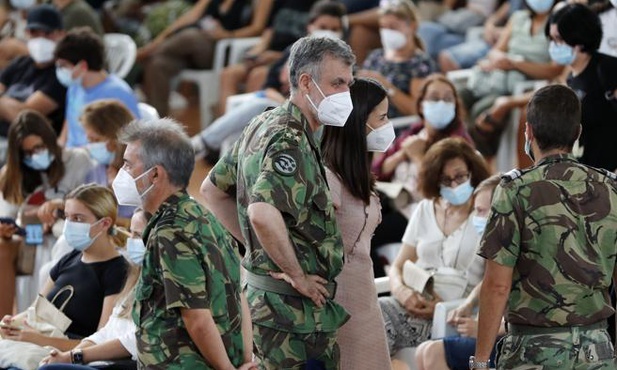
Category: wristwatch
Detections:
[
  {"x1": 469, "y1": 356, "x2": 490, "y2": 369},
  {"x1": 71, "y1": 349, "x2": 84, "y2": 364}
]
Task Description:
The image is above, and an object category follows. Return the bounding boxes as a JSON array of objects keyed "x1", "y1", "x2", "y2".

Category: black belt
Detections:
[
  {"x1": 245, "y1": 270, "x2": 337, "y2": 298},
  {"x1": 508, "y1": 320, "x2": 607, "y2": 335}
]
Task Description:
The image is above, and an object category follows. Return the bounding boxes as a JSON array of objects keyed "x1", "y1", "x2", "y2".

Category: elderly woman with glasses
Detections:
[{"x1": 378, "y1": 137, "x2": 490, "y2": 364}]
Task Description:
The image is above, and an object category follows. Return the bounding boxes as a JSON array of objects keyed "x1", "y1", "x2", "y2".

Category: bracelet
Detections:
[{"x1": 469, "y1": 356, "x2": 490, "y2": 369}]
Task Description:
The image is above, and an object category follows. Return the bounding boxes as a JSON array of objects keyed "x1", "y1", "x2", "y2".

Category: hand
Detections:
[
  {"x1": 395, "y1": 286, "x2": 423, "y2": 312},
  {"x1": 206, "y1": 21, "x2": 231, "y2": 41},
  {"x1": 269, "y1": 272, "x2": 329, "y2": 307},
  {"x1": 475, "y1": 96, "x2": 512, "y2": 133},
  {"x1": 137, "y1": 41, "x2": 160, "y2": 62},
  {"x1": 483, "y1": 24, "x2": 500, "y2": 45},
  {"x1": 39, "y1": 349, "x2": 71, "y2": 365},
  {"x1": 237, "y1": 362, "x2": 258, "y2": 370},
  {"x1": 1, "y1": 321, "x2": 37, "y2": 342},
  {"x1": 407, "y1": 293, "x2": 442, "y2": 320},
  {"x1": 400, "y1": 135, "x2": 426, "y2": 163},
  {"x1": 37, "y1": 199, "x2": 63, "y2": 226},
  {"x1": 447, "y1": 302, "x2": 474, "y2": 324},
  {"x1": 0, "y1": 223, "x2": 17, "y2": 239},
  {"x1": 454, "y1": 317, "x2": 479, "y2": 338}
]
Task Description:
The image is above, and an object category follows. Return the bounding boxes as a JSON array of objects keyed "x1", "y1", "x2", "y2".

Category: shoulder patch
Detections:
[
  {"x1": 500, "y1": 169, "x2": 522, "y2": 183},
  {"x1": 273, "y1": 152, "x2": 298, "y2": 176}
]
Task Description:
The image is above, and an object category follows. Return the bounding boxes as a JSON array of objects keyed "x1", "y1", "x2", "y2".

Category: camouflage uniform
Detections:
[
  {"x1": 209, "y1": 101, "x2": 349, "y2": 369},
  {"x1": 479, "y1": 154, "x2": 617, "y2": 369},
  {"x1": 133, "y1": 190, "x2": 244, "y2": 369}
]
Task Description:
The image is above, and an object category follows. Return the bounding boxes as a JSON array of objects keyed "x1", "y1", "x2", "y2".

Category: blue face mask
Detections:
[
  {"x1": 548, "y1": 41, "x2": 575, "y2": 65},
  {"x1": 63, "y1": 219, "x2": 103, "y2": 251},
  {"x1": 422, "y1": 100, "x2": 456, "y2": 130},
  {"x1": 526, "y1": 0, "x2": 554, "y2": 13},
  {"x1": 23, "y1": 149, "x2": 54, "y2": 171},
  {"x1": 87, "y1": 142, "x2": 115, "y2": 165},
  {"x1": 126, "y1": 238, "x2": 146, "y2": 265},
  {"x1": 472, "y1": 215, "x2": 487, "y2": 235},
  {"x1": 440, "y1": 179, "x2": 474, "y2": 206},
  {"x1": 55, "y1": 66, "x2": 82, "y2": 88},
  {"x1": 524, "y1": 134, "x2": 535, "y2": 162}
]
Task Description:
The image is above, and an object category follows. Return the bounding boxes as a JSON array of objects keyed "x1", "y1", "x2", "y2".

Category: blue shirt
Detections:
[{"x1": 66, "y1": 74, "x2": 140, "y2": 148}]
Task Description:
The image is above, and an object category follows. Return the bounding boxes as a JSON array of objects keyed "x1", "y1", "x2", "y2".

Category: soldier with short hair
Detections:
[
  {"x1": 202, "y1": 36, "x2": 356, "y2": 369},
  {"x1": 113, "y1": 118, "x2": 254, "y2": 369},
  {"x1": 472, "y1": 84, "x2": 617, "y2": 370}
]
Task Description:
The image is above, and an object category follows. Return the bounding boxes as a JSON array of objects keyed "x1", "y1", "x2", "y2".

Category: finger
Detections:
[
  {"x1": 309, "y1": 275, "x2": 328, "y2": 285},
  {"x1": 315, "y1": 283, "x2": 330, "y2": 298}
]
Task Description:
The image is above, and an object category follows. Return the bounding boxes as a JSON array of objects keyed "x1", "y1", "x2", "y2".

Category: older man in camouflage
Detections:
[
  {"x1": 472, "y1": 85, "x2": 617, "y2": 370},
  {"x1": 202, "y1": 36, "x2": 355, "y2": 369},
  {"x1": 116, "y1": 119, "x2": 254, "y2": 369}
]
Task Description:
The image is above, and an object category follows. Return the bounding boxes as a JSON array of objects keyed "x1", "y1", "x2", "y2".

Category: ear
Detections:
[
  {"x1": 298, "y1": 72, "x2": 312, "y2": 95},
  {"x1": 76, "y1": 60, "x2": 88, "y2": 73}
]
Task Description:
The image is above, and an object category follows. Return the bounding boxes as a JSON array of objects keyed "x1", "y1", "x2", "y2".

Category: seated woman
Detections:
[
  {"x1": 358, "y1": 0, "x2": 437, "y2": 118},
  {"x1": 379, "y1": 138, "x2": 489, "y2": 362},
  {"x1": 0, "y1": 184, "x2": 129, "y2": 355},
  {"x1": 38, "y1": 209, "x2": 149, "y2": 369},
  {"x1": 415, "y1": 174, "x2": 504, "y2": 370},
  {"x1": 321, "y1": 78, "x2": 394, "y2": 370},
  {"x1": 139, "y1": 0, "x2": 274, "y2": 117},
  {"x1": 459, "y1": 0, "x2": 564, "y2": 157},
  {"x1": 370, "y1": 74, "x2": 473, "y2": 276},
  {"x1": 0, "y1": 110, "x2": 93, "y2": 317}
]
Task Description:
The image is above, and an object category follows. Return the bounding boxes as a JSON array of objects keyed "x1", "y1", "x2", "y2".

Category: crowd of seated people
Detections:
[{"x1": 0, "y1": 0, "x2": 615, "y2": 369}]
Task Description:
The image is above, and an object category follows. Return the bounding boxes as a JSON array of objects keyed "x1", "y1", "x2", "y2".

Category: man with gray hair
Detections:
[
  {"x1": 202, "y1": 36, "x2": 355, "y2": 368},
  {"x1": 111, "y1": 118, "x2": 254, "y2": 369}
]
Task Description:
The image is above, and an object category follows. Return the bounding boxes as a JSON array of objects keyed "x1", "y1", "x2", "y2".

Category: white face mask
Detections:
[
  {"x1": 611, "y1": 0, "x2": 617, "y2": 8},
  {"x1": 27, "y1": 37, "x2": 56, "y2": 64},
  {"x1": 10, "y1": 0, "x2": 36, "y2": 9},
  {"x1": 380, "y1": 28, "x2": 407, "y2": 51},
  {"x1": 306, "y1": 78, "x2": 353, "y2": 127},
  {"x1": 366, "y1": 121, "x2": 396, "y2": 152},
  {"x1": 310, "y1": 29, "x2": 343, "y2": 40},
  {"x1": 111, "y1": 167, "x2": 154, "y2": 206}
]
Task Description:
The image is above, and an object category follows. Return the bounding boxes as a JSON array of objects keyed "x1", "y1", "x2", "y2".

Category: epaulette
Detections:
[
  {"x1": 600, "y1": 168, "x2": 617, "y2": 182},
  {"x1": 500, "y1": 168, "x2": 523, "y2": 183}
]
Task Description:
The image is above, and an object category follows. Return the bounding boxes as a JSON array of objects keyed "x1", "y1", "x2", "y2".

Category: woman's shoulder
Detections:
[{"x1": 62, "y1": 147, "x2": 93, "y2": 167}]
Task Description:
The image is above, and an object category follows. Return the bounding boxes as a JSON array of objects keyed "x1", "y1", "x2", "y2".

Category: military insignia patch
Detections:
[{"x1": 273, "y1": 153, "x2": 298, "y2": 176}]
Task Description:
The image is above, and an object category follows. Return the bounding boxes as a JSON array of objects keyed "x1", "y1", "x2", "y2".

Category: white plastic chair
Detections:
[
  {"x1": 138, "y1": 102, "x2": 160, "y2": 120},
  {"x1": 178, "y1": 36, "x2": 260, "y2": 129},
  {"x1": 103, "y1": 33, "x2": 137, "y2": 79}
]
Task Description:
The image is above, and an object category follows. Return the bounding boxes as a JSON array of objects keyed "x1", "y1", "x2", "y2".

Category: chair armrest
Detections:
[
  {"x1": 374, "y1": 276, "x2": 391, "y2": 295},
  {"x1": 212, "y1": 37, "x2": 262, "y2": 71},
  {"x1": 431, "y1": 298, "x2": 467, "y2": 339},
  {"x1": 446, "y1": 69, "x2": 474, "y2": 86},
  {"x1": 512, "y1": 79, "x2": 548, "y2": 96}
]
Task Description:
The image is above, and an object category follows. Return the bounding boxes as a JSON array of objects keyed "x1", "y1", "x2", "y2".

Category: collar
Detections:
[
  {"x1": 536, "y1": 153, "x2": 577, "y2": 166},
  {"x1": 142, "y1": 189, "x2": 189, "y2": 242},
  {"x1": 282, "y1": 100, "x2": 319, "y2": 153}
]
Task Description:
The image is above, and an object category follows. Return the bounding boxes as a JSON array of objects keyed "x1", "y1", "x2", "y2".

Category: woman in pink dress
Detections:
[{"x1": 321, "y1": 78, "x2": 395, "y2": 369}]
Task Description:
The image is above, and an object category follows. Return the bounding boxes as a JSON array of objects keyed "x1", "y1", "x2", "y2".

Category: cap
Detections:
[{"x1": 26, "y1": 4, "x2": 63, "y2": 33}]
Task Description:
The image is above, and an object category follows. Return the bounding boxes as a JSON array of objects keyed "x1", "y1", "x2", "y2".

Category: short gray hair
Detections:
[
  {"x1": 120, "y1": 118, "x2": 194, "y2": 188},
  {"x1": 288, "y1": 36, "x2": 355, "y2": 92}
]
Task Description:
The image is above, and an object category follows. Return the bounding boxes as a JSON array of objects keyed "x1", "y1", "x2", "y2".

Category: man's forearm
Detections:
[
  {"x1": 182, "y1": 308, "x2": 234, "y2": 370},
  {"x1": 475, "y1": 265, "x2": 511, "y2": 361},
  {"x1": 239, "y1": 293, "x2": 253, "y2": 363},
  {"x1": 201, "y1": 178, "x2": 244, "y2": 242},
  {"x1": 248, "y1": 202, "x2": 304, "y2": 278}
]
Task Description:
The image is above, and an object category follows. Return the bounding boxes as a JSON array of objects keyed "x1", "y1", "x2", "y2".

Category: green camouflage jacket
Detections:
[
  {"x1": 479, "y1": 154, "x2": 617, "y2": 327},
  {"x1": 209, "y1": 100, "x2": 349, "y2": 334},
  {"x1": 133, "y1": 190, "x2": 244, "y2": 369}
]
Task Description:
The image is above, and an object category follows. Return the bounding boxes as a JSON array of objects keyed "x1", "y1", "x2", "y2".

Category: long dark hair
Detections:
[
  {"x1": 321, "y1": 78, "x2": 387, "y2": 204},
  {"x1": 0, "y1": 110, "x2": 64, "y2": 204}
]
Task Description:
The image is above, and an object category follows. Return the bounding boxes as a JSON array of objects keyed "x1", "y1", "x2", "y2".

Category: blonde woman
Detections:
[
  {"x1": 39, "y1": 209, "x2": 149, "y2": 368},
  {"x1": 0, "y1": 184, "x2": 129, "y2": 351}
]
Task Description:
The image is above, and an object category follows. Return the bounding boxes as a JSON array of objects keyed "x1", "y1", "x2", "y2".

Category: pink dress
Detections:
[{"x1": 327, "y1": 169, "x2": 392, "y2": 370}]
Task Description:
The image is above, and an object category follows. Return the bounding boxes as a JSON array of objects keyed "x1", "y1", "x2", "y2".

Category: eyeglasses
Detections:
[{"x1": 440, "y1": 173, "x2": 470, "y2": 187}]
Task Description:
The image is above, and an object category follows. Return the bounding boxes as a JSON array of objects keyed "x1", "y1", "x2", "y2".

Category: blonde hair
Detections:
[
  {"x1": 379, "y1": 0, "x2": 425, "y2": 51},
  {"x1": 65, "y1": 183, "x2": 127, "y2": 247}
]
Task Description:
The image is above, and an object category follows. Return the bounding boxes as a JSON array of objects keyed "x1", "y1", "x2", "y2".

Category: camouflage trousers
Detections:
[
  {"x1": 253, "y1": 324, "x2": 340, "y2": 369},
  {"x1": 496, "y1": 324, "x2": 616, "y2": 369}
]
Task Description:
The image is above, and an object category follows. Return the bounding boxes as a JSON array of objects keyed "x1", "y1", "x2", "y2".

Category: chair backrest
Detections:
[
  {"x1": 138, "y1": 102, "x2": 160, "y2": 120},
  {"x1": 103, "y1": 33, "x2": 137, "y2": 79}
]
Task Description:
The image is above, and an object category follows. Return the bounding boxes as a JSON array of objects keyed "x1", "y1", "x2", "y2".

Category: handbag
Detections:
[
  {"x1": 402, "y1": 262, "x2": 469, "y2": 301},
  {"x1": 11, "y1": 285, "x2": 74, "y2": 337},
  {"x1": 0, "y1": 340, "x2": 54, "y2": 370}
]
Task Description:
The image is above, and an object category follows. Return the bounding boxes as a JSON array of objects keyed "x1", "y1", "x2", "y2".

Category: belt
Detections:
[
  {"x1": 245, "y1": 270, "x2": 337, "y2": 298},
  {"x1": 508, "y1": 320, "x2": 607, "y2": 335}
]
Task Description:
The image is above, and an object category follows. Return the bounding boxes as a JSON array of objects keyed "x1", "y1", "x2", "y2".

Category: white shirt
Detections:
[
  {"x1": 401, "y1": 198, "x2": 485, "y2": 287},
  {"x1": 85, "y1": 302, "x2": 137, "y2": 359},
  {"x1": 599, "y1": 9, "x2": 617, "y2": 58}
]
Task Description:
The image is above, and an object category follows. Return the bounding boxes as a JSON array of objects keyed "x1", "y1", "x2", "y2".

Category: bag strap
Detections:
[
  {"x1": 596, "y1": 58, "x2": 617, "y2": 113},
  {"x1": 50, "y1": 285, "x2": 74, "y2": 312}
]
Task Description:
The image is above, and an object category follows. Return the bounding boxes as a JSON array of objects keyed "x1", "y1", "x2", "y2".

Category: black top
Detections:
[
  {"x1": 267, "y1": 0, "x2": 318, "y2": 51},
  {"x1": 204, "y1": 0, "x2": 249, "y2": 31},
  {"x1": 48, "y1": 250, "x2": 128, "y2": 338},
  {"x1": 0, "y1": 56, "x2": 66, "y2": 136},
  {"x1": 264, "y1": 47, "x2": 290, "y2": 92},
  {"x1": 568, "y1": 52, "x2": 617, "y2": 171}
]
